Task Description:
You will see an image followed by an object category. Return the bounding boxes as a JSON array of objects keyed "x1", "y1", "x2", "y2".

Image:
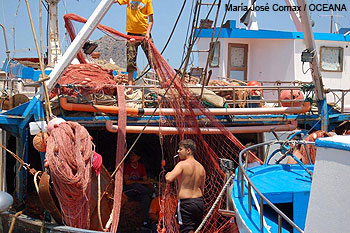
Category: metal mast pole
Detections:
[
  {"x1": 38, "y1": 0, "x2": 115, "y2": 99},
  {"x1": 296, "y1": 0, "x2": 328, "y2": 131},
  {"x1": 45, "y1": 0, "x2": 62, "y2": 67}
]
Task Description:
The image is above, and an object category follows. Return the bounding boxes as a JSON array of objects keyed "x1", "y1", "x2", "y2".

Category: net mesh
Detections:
[
  {"x1": 45, "y1": 121, "x2": 93, "y2": 229},
  {"x1": 63, "y1": 13, "x2": 263, "y2": 232}
]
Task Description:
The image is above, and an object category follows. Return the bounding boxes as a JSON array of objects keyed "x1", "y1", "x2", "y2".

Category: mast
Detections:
[
  {"x1": 41, "y1": 0, "x2": 115, "y2": 96},
  {"x1": 45, "y1": 0, "x2": 62, "y2": 67},
  {"x1": 296, "y1": 0, "x2": 328, "y2": 131}
]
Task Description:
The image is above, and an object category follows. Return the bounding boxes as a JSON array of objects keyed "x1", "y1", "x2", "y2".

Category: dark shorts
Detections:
[
  {"x1": 126, "y1": 33, "x2": 153, "y2": 72},
  {"x1": 177, "y1": 197, "x2": 204, "y2": 233}
]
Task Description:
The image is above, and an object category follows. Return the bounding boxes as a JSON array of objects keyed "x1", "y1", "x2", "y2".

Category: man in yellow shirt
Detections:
[{"x1": 115, "y1": 0, "x2": 154, "y2": 93}]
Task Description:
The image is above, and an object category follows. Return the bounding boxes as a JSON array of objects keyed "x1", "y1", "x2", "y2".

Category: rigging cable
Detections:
[
  {"x1": 182, "y1": 0, "x2": 196, "y2": 62},
  {"x1": 134, "y1": 0, "x2": 188, "y2": 81},
  {"x1": 215, "y1": 0, "x2": 231, "y2": 43},
  {"x1": 12, "y1": 0, "x2": 22, "y2": 59},
  {"x1": 110, "y1": 18, "x2": 218, "y2": 179},
  {"x1": 182, "y1": 0, "x2": 218, "y2": 75},
  {"x1": 1, "y1": 0, "x2": 5, "y2": 26}
]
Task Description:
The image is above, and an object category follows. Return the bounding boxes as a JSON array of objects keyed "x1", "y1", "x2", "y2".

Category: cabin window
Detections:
[
  {"x1": 228, "y1": 43, "x2": 248, "y2": 81},
  {"x1": 320, "y1": 46, "x2": 344, "y2": 72},
  {"x1": 209, "y1": 41, "x2": 220, "y2": 67}
]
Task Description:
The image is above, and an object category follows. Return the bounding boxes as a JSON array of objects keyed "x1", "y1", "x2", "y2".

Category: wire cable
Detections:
[{"x1": 135, "y1": 0, "x2": 188, "y2": 81}]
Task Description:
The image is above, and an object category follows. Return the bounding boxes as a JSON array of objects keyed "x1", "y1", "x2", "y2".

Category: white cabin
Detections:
[{"x1": 196, "y1": 20, "x2": 350, "y2": 106}]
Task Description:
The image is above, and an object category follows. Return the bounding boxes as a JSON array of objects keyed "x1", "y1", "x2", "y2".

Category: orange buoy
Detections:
[
  {"x1": 247, "y1": 81, "x2": 262, "y2": 95},
  {"x1": 280, "y1": 90, "x2": 304, "y2": 107},
  {"x1": 161, "y1": 159, "x2": 166, "y2": 168},
  {"x1": 33, "y1": 132, "x2": 48, "y2": 152}
]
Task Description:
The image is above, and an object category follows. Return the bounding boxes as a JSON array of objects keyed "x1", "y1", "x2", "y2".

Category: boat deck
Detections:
[{"x1": 232, "y1": 164, "x2": 313, "y2": 233}]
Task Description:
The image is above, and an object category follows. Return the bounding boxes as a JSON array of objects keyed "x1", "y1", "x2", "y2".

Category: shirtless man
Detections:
[{"x1": 165, "y1": 139, "x2": 206, "y2": 233}]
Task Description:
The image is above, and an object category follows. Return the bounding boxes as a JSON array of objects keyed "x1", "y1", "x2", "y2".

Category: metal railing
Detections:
[
  {"x1": 237, "y1": 140, "x2": 314, "y2": 233},
  {"x1": 124, "y1": 84, "x2": 309, "y2": 109}
]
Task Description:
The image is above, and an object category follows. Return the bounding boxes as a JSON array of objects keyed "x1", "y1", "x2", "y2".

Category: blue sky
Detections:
[{"x1": 0, "y1": 0, "x2": 349, "y2": 69}]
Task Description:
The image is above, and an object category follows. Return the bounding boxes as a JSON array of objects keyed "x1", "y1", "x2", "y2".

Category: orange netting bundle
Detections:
[
  {"x1": 63, "y1": 13, "x2": 262, "y2": 233},
  {"x1": 50, "y1": 63, "x2": 118, "y2": 98},
  {"x1": 45, "y1": 121, "x2": 93, "y2": 229},
  {"x1": 299, "y1": 130, "x2": 332, "y2": 164}
]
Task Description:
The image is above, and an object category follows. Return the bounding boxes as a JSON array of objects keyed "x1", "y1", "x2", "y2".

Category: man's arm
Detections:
[
  {"x1": 145, "y1": 14, "x2": 153, "y2": 40},
  {"x1": 165, "y1": 163, "x2": 183, "y2": 183}
]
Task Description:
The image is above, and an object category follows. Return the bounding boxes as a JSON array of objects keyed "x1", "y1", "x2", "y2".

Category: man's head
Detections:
[
  {"x1": 130, "y1": 152, "x2": 141, "y2": 163},
  {"x1": 178, "y1": 139, "x2": 196, "y2": 159}
]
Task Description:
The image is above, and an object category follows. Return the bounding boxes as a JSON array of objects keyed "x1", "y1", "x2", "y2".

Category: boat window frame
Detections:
[
  {"x1": 209, "y1": 41, "x2": 220, "y2": 68},
  {"x1": 227, "y1": 43, "x2": 248, "y2": 81},
  {"x1": 320, "y1": 46, "x2": 344, "y2": 72}
]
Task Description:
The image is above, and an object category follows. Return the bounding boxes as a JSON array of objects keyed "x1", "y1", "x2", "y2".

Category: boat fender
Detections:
[
  {"x1": 280, "y1": 90, "x2": 304, "y2": 107},
  {"x1": 0, "y1": 191, "x2": 13, "y2": 212},
  {"x1": 247, "y1": 81, "x2": 262, "y2": 95},
  {"x1": 33, "y1": 132, "x2": 48, "y2": 152}
]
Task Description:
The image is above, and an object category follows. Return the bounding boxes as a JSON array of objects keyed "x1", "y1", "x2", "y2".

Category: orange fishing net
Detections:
[
  {"x1": 63, "y1": 13, "x2": 262, "y2": 232},
  {"x1": 299, "y1": 130, "x2": 332, "y2": 164},
  {"x1": 45, "y1": 121, "x2": 93, "y2": 229},
  {"x1": 50, "y1": 63, "x2": 118, "y2": 98}
]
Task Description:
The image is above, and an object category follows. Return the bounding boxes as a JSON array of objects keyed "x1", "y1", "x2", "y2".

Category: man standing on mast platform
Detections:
[{"x1": 114, "y1": 0, "x2": 154, "y2": 94}]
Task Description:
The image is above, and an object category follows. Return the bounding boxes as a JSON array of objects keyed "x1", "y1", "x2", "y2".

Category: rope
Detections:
[
  {"x1": 33, "y1": 171, "x2": 42, "y2": 194},
  {"x1": 24, "y1": 0, "x2": 52, "y2": 121},
  {"x1": 195, "y1": 173, "x2": 235, "y2": 233},
  {"x1": 0, "y1": 143, "x2": 37, "y2": 175},
  {"x1": 40, "y1": 212, "x2": 45, "y2": 233},
  {"x1": 8, "y1": 210, "x2": 23, "y2": 233},
  {"x1": 97, "y1": 173, "x2": 106, "y2": 231},
  {"x1": 135, "y1": 0, "x2": 187, "y2": 82}
]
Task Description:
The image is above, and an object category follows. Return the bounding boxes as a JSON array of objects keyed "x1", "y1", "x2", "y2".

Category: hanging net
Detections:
[
  {"x1": 45, "y1": 121, "x2": 93, "y2": 229},
  {"x1": 62, "y1": 13, "x2": 263, "y2": 232}
]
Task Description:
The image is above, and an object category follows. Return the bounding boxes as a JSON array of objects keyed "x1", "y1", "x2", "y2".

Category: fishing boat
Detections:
[
  {"x1": 0, "y1": 0, "x2": 349, "y2": 232},
  {"x1": 231, "y1": 132, "x2": 350, "y2": 233}
]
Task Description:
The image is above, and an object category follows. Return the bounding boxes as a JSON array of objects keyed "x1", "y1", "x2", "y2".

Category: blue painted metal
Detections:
[
  {"x1": 232, "y1": 164, "x2": 313, "y2": 233},
  {"x1": 315, "y1": 135, "x2": 350, "y2": 151},
  {"x1": 15, "y1": 128, "x2": 29, "y2": 201},
  {"x1": 197, "y1": 20, "x2": 350, "y2": 42},
  {"x1": 1, "y1": 59, "x2": 52, "y2": 81},
  {"x1": 318, "y1": 99, "x2": 329, "y2": 132},
  {"x1": 0, "y1": 97, "x2": 45, "y2": 201}
]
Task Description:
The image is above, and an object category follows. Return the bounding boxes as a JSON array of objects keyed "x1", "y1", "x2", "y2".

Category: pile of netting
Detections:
[
  {"x1": 45, "y1": 121, "x2": 93, "y2": 229},
  {"x1": 50, "y1": 64, "x2": 118, "y2": 98},
  {"x1": 63, "y1": 13, "x2": 262, "y2": 232}
]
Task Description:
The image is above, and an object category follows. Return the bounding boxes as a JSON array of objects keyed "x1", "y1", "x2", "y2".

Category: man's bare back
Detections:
[
  {"x1": 165, "y1": 139, "x2": 206, "y2": 233},
  {"x1": 165, "y1": 141, "x2": 206, "y2": 199},
  {"x1": 175, "y1": 158, "x2": 205, "y2": 199}
]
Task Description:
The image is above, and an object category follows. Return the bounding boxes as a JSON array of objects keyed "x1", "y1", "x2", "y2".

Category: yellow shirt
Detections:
[{"x1": 118, "y1": 0, "x2": 153, "y2": 34}]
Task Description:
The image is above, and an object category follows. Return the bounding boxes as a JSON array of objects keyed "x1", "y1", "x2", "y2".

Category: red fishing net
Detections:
[
  {"x1": 50, "y1": 64, "x2": 118, "y2": 98},
  {"x1": 299, "y1": 130, "x2": 331, "y2": 164},
  {"x1": 45, "y1": 121, "x2": 93, "y2": 229},
  {"x1": 62, "y1": 13, "x2": 262, "y2": 232}
]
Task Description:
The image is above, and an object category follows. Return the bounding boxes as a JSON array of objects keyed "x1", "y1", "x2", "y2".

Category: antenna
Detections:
[{"x1": 319, "y1": 10, "x2": 345, "y2": 33}]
